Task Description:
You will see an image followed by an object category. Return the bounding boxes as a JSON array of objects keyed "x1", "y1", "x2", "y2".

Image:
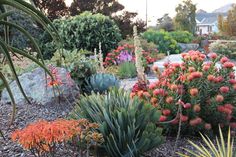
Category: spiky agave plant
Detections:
[
  {"x1": 0, "y1": 0, "x2": 60, "y2": 125},
  {"x1": 177, "y1": 127, "x2": 235, "y2": 157}
]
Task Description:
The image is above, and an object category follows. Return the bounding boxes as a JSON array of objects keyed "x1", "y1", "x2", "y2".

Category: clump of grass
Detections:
[{"x1": 118, "y1": 62, "x2": 137, "y2": 79}]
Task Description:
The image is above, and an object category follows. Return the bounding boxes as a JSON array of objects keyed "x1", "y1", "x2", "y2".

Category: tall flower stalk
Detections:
[
  {"x1": 133, "y1": 25, "x2": 147, "y2": 83},
  {"x1": 98, "y1": 42, "x2": 104, "y2": 73}
]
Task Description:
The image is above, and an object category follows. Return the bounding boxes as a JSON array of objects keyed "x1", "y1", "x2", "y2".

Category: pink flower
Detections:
[
  {"x1": 209, "y1": 53, "x2": 217, "y2": 59},
  {"x1": 229, "y1": 79, "x2": 236, "y2": 84},
  {"x1": 223, "y1": 62, "x2": 235, "y2": 68},
  {"x1": 220, "y1": 86, "x2": 230, "y2": 93},
  {"x1": 203, "y1": 65, "x2": 210, "y2": 71},
  {"x1": 153, "y1": 88, "x2": 166, "y2": 96},
  {"x1": 183, "y1": 103, "x2": 191, "y2": 109},
  {"x1": 220, "y1": 57, "x2": 229, "y2": 64},
  {"x1": 148, "y1": 83, "x2": 156, "y2": 90}
]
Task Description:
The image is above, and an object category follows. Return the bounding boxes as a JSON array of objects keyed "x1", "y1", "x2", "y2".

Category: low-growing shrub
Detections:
[
  {"x1": 50, "y1": 49, "x2": 97, "y2": 88},
  {"x1": 40, "y1": 11, "x2": 122, "y2": 59},
  {"x1": 209, "y1": 41, "x2": 236, "y2": 59},
  {"x1": 11, "y1": 119, "x2": 103, "y2": 156},
  {"x1": 209, "y1": 41, "x2": 231, "y2": 56},
  {"x1": 104, "y1": 65, "x2": 119, "y2": 76},
  {"x1": 131, "y1": 51, "x2": 236, "y2": 135},
  {"x1": 84, "y1": 73, "x2": 120, "y2": 93},
  {"x1": 70, "y1": 88, "x2": 164, "y2": 157},
  {"x1": 169, "y1": 31, "x2": 193, "y2": 43},
  {"x1": 142, "y1": 29, "x2": 181, "y2": 54},
  {"x1": 118, "y1": 61, "x2": 137, "y2": 79}
]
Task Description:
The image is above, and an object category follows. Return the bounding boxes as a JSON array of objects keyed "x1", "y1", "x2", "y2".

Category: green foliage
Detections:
[
  {"x1": 119, "y1": 37, "x2": 158, "y2": 52},
  {"x1": 209, "y1": 41, "x2": 236, "y2": 58},
  {"x1": 0, "y1": 10, "x2": 42, "y2": 49},
  {"x1": 174, "y1": 0, "x2": 196, "y2": 34},
  {"x1": 40, "y1": 11, "x2": 122, "y2": 59},
  {"x1": 118, "y1": 61, "x2": 137, "y2": 79},
  {"x1": 84, "y1": 73, "x2": 120, "y2": 93},
  {"x1": 177, "y1": 127, "x2": 235, "y2": 157},
  {"x1": 156, "y1": 13, "x2": 174, "y2": 32},
  {"x1": 169, "y1": 31, "x2": 193, "y2": 43},
  {"x1": 70, "y1": 88, "x2": 164, "y2": 157},
  {"x1": 142, "y1": 29, "x2": 180, "y2": 54},
  {"x1": 50, "y1": 49, "x2": 97, "y2": 89},
  {"x1": 50, "y1": 49, "x2": 93, "y2": 67}
]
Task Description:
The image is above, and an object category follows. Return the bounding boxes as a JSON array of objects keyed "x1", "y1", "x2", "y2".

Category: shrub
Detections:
[
  {"x1": 209, "y1": 41, "x2": 236, "y2": 58},
  {"x1": 40, "y1": 11, "x2": 122, "y2": 59},
  {"x1": 0, "y1": 10, "x2": 42, "y2": 49},
  {"x1": 118, "y1": 61, "x2": 137, "y2": 79},
  {"x1": 84, "y1": 73, "x2": 120, "y2": 93},
  {"x1": 50, "y1": 49, "x2": 93, "y2": 67},
  {"x1": 70, "y1": 88, "x2": 164, "y2": 157},
  {"x1": 119, "y1": 37, "x2": 158, "y2": 52},
  {"x1": 11, "y1": 119, "x2": 103, "y2": 156},
  {"x1": 142, "y1": 29, "x2": 181, "y2": 54},
  {"x1": 70, "y1": 59, "x2": 97, "y2": 88},
  {"x1": 209, "y1": 41, "x2": 231, "y2": 56},
  {"x1": 169, "y1": 31, "x2": 193, "y2": 43},
  {"x1": 104, "y1": 65, "x2": 119, "y2": 76},
  {"x1": 50, "y1": 49, "x2": 97, "y2": 88},
  {"x1": 131, "y1": 51, "x2": 236, "y2": 135}
]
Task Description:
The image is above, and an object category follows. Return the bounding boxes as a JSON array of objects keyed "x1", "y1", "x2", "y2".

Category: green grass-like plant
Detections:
[
  {"x1": 177, "y1": 127, "x2": 235, "y2": 157},
  {"x1": 118, "y1": 61, "x2": 137, "y2": 79},
  {"x1": 70, "y1": 88, "x2": 164, "y2": 157}
]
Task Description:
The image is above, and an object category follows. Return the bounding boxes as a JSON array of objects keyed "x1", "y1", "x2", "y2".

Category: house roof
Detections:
[
  {"x1": 200, "y1": 17, "x2": 217, "y2": 24},
  {"x1": 196, "y1": 12, "x2": 227, "y2": 22}
]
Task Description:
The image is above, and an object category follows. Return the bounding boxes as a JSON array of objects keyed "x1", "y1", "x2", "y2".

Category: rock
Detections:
[
  {"x1": 120, "y1": 77, "x2": 157, "y2": 90},
  {"x1": 178, "y1": 43, "x2": 199, "y2": 52},
  {"x1": 154, "y1": 54, "x2": 182, "y2": 71},
  {"x1": 1, "y1": 67, "x2": 79, "y2": 105}
]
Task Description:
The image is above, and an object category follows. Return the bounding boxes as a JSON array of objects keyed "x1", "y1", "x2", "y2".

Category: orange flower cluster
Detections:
[
  {"x1": 11, "y1": 119, "x2": 103, "y2": 155},
  {"x1": 131, "y1": 50, "x2": 236, "y2": 134}
]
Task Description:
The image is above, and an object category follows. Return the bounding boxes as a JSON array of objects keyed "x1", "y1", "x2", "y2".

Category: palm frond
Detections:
[{"x1": 0, "y1": 0, "x2": 61, "y2": 130}]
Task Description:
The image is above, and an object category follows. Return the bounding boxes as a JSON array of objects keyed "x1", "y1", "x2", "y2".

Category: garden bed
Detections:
[{"x1": 0, "y1": 101, "x2": 206, "y2": 157}]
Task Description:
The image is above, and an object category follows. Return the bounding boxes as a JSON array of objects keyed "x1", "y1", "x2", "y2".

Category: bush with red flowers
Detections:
[
  {"x1": 104, "y1": 44, "x2": 160, "y2": 67},
  {"x1": 131, "y1": 50, "x2": 236, "y2": 135}
]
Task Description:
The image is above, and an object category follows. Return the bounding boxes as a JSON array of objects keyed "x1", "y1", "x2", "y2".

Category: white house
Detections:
[{"x1": 196, "y1": 17, "x2": 218, "y2": 35}]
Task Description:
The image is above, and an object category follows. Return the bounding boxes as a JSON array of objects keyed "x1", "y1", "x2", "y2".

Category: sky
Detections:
[{"x1": 65, "y1": 0, "x2": 236, "y2": 26}]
